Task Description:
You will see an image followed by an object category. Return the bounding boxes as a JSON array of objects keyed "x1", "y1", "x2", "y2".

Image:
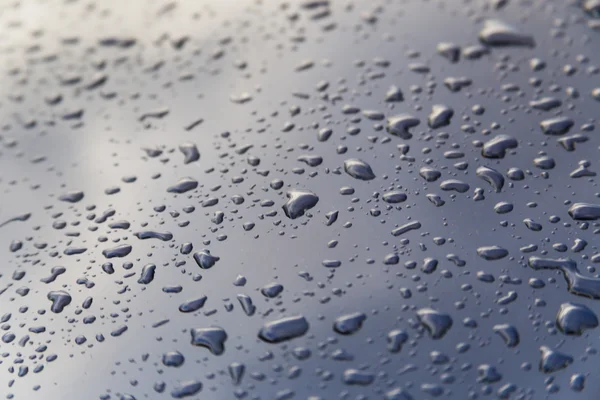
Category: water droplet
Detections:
[
  {"x1": 440, "y1": 179, "x2": 470, "y2": 193},
  {"x1": 539, "y1": 346, "x2": 573, "y2": 373},
  {"x1": 134, "y1": 231, "x2": 173, "y2": 241},
  {"x1": 382, "y1": 190, "x2": 407, "y2": 204},
  {"x1": 190, "y1": 327, "x2": 227, "y2": 355},
  {"x1": 58, "y1": 191, "x2": 84, "y2": 203},
  {"x1": 416, "y1": 308, "x2": 452, "y2": 339},
  {"x1": 179, "y1": 142, "x2": 200, "y2": 164},
  {"x1": 261, "y1": 282, "x2": 284, "y2": 298},
  {"x1": 556, "y1": 303, "x2": 598, "y2": 335},
  {"x1": 47, "y1": 291, "x2": 72, "y2": 313},
  {"x1": 162, "y1": 351, "x2": 185, "y2": 367},
  {"x1": 258, "y1": 315, "x2": 309, "y2": 343},
  {"x1": 386, "y1": 114, "x2": 420, "y2": 139},
  {"x1": 385, "y1": 85, "x2": 404, "y2": 102},
  {"x1": 387, "y1": 330, "x2": 408, "y2": 353},
  {"x1": 494, "y1": 202, "x2": 513, "y2": 214},
  {"x1": 138, "y1": 263, "x2": 156, "y2": 284},
  {"x1": 385, "y1": 388, "x2": 414, "y2": 400},
  {"x1": 479, "y1": 19, "x2": 535, "y2": 47},
  {"x1": 167, "y1": 177, "x2": 199, "y2": 194},
  {"x1": 493, "y1": 324, "x2": 520, "y2": 347},
  {"x1": 237, "y1": 294, "x2": 256, "y2": 316},
  {"x1": 540, "y1": 116, "x2": 574, "y2": 135},
  {"x1": 477, "y1": 364, "x2": 503, "y2": 383},
  {"x1": 477, "y1": 246, "x2": 508, "y2": 261},
  {"x1": 476, "y1": 166, "x2": 505, "y2": 192},
  {"x1": 343, "y1": 369, "x2": 374, "y2": 386},
  {"x1": 343, "y1": 159, "x2": 376, "y2": 180},
  {"x1": 570, "y1": 374, "x2": 585, "y2": 392},
  {"x1": 171, "y1": 380, "x2": 202, "y2": 398},
  {"x1": 529, "y1": 97, "x2": 562, "y2": 111},
  {"x1": 333, "y1": 312, "x2": 366, "y2": 334},
  {"x1": 428, "y1": 105, "x2": 454, "y2": 129},
  {"x1": 482, "y1": 135, "x2": 518, "y2": 158},
  {"x1": 528, "y1": 257, "x2": 600, "y2": 299},
  {"x1": 228, "y1": 362, "x2": 245, "y2": 385},
  {"x1": 193, "y1": 249, "x2": 220, "y2": 269},
  {"x1": 568, "y1": 203, "x2": 600, "y2": 220},
  {"x1": 391, "y1": 221, "x2": 421, "y2": 237},
  {"x1": 437, "y1": 42, "x2": 460, "y2": 62},
  {"x1": 282, "y1": 189, "x2": 319, "y2": 219},
  {"x1": 102, "y1": 244, "x2": 132, "y2": 258},
  {"x1": 179, "y1": 296, "x2": 207, "y2": 313}
]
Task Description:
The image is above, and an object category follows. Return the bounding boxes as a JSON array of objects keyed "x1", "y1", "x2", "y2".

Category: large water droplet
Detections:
[
  {"x1": 479, "y1": 19, "x2": 535, "y2": 47},
  {"x1": 258, "y1": 315, "x2": 309, "y2": 343},
  {"x1": 333, "y1": 312, "x2": 366, "y2": 334},
  {"x1": 556, "y1": 303, "x2": 599, "y2": 335},
  {"x1": 343, "y1": 159, "x2": 376, "y2": 180},
  {"x1": 386, "y1": 114, "x2": 420, "y2": 139},
  {"x1": 416, "y1": 308, "x2": 452, "y2": 339},
  {"x1": 190, "y1": 327, "x2": 227, "y2": 355},
  {"x1": 282, "y1": 189, "x2": 319, "y2": 219}
]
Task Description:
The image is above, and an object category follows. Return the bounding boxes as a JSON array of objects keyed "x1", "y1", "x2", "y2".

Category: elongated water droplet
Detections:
[{"x1": 258, "y1": 315, "x2": 309, "y2": 343}]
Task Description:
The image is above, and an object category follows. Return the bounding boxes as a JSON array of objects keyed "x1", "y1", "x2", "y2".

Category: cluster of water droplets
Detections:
[{"x1": 1, "y1": 0, "x2": 600, "y2": 399}]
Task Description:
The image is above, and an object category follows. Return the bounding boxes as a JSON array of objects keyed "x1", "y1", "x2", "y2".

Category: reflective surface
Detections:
[{"x1": 1, "y1": 0, "x2": 600, "y2": 399}]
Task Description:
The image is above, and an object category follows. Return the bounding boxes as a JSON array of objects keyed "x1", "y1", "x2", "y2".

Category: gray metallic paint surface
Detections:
[{"x1": 0, "y1": 0, "x2": 599, "y2": 399}]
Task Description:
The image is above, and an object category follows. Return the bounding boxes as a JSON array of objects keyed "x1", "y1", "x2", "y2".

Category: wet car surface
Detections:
[{"x1": 1, "y1": 0, "x2": 600, "y2": 399}]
